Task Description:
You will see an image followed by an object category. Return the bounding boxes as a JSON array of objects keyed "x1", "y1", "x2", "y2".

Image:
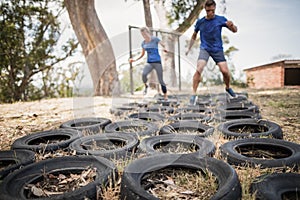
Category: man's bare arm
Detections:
[{"x1": 226, "y1": 20, "x2": 238, "y2": 33}]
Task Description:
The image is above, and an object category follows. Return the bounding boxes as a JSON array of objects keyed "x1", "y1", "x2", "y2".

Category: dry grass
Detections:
[
  {"x1": 0, "y1": 88, "x2": 299, "y2": 199},
  {"x1": 154, "y1": 142, "x2": 198, "y2": 154},
  {"x1": 24, "y1": 167, "x2": 97, "y2": 198},
  {"x1": 141, "y1": 168, "x2": 217, "y2": 200}
]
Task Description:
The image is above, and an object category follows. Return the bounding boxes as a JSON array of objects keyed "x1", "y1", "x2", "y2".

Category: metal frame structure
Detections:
[{"x1": 128, "y1": 25, "x2": 182, "y2": 95}]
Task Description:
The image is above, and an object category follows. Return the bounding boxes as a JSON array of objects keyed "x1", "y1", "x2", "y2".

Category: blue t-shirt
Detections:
[
  {"x1": 194, "y1": 15, "x2": 227, "y2": 52},
  {"x1": 142, "y1": 36, "x2": 161, "y2": 63}
]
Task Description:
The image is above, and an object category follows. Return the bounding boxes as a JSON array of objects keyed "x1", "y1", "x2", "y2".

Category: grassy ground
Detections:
[{"x1": 0, "y1": 87, "x2": 299, "y2": 199}]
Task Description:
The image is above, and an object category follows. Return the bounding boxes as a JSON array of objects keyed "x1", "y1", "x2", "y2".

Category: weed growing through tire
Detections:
[
  {"x1": 141, "y1": 168, "x2": 218, "y2": 200},
  {"x1": 35, "y1": 149, "x2": 77, "y2": 162},
  {"x1": 236, "y1": 145, "x2": 291, "y2": 160},
  {"x1": 153, "y1": 142, "x2": 198, "y2": 154},
  {"x1": 235, "y1": 165, "x2": 300, "y2": 200},
  {"x1": 228, "y1": 124, "x2": 268, "y2": 134},
  {"x1": 98, "y1": 170, "x2": 121, "y2": 200},
  {"x1": 0, "y1": 160, "x2": 16, "y2": 171},
  {"x1": 117, "y1": 126, "x2": 148, "y2": 132},
  {"x1": 173, "y1": 129, "x2": 205, "y2": 135},
  {"x1": 28, "y1": 136, "x2": 69, "y2": 146},
  {"x1": 24, "y1": 167, "x2": 97, "y2": 198},
  {"x1": 83, "y1": 140, "x2": 126, "y2": 151}
]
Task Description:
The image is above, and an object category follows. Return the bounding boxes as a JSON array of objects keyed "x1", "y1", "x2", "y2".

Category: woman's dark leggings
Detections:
[{"x1": 142, "y1": 62, "x2": 167, "y2": 94}]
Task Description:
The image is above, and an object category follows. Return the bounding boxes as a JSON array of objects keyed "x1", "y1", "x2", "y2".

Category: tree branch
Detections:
[{"x1": 175, "y1": 0, "x2": 205, "y2": 34}]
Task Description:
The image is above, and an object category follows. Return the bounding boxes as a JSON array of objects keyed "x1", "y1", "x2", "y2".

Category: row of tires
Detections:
[
  {"x1": 120, "y1": 154, "x2": 300, "y2": 200},
  {"x1": 110, "y1": 98, "x2": 261, "y2": 123},
  {"x1": 3, "y1": 127, "x2": 299, "y2": 170},
  {"x1": 0, "y1": 92, "x2": 299, "y2": 199},
  {"x1": 61, "y1": 116, "x2": 283, "y2": 139},
  {"x1": 1, "y1": 150, "x2": 299, "y2": 200},
  {"x1": 79, "y1": 92, "x2": 299, "y2": 199},
  {"x1": 0, "y1": 129, "x2": 300, "y2": 199}
]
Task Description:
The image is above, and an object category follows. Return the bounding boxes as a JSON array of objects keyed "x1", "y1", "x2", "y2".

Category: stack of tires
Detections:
[{"x1": 0, "y1": 91, "x2": 299, "y2": 200}]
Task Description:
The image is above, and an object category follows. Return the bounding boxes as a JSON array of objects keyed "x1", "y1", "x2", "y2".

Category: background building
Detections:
[{"x1": 244, "y1": 59, "x2": 300, "y2": 89}]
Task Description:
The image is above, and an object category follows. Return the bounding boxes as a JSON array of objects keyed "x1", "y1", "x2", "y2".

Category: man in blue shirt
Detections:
[
  {"x1": 186, "y1": 0, "x2": 238, "y2": 105},
  {"x1": 129, "y1": 27, "x2": 168, "y2": 100}
]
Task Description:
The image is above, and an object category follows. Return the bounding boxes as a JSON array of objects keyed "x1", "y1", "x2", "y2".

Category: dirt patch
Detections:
[{"x1": 0, "y1": 97, "x2": 114, "y2": 150}]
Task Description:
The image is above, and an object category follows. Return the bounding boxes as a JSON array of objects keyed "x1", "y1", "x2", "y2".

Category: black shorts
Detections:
[{"x1": 198, "y1": 49, "x2": 226, "y2": 64}]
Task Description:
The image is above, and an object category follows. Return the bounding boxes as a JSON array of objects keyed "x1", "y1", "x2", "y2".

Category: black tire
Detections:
[
  {"x1": 215, "y1": 102, "x2": 259, "y2": 114},
  {"x1": 196, "y1": 100, "x2": 213, "y2": 106},
  {"x1": 60, "y1": 117, "x2": 112, "y2": 133},
  {"x1": 155, "y1": 99, "x2": 180, "y2": 107},
  {"x1": 141, "y1": 105, "x2": 175, "y2": 114},
  {"x1": 69, "y1": 133, "x2": 139, "y2": 159},
  {"x1": 154, "y1": 93, "x2": 179, "y2": 102},
  {"x1": 120, "y1": 154, "x2": 241, "y2": 200},
  {"x1": 226, "y1": 95, "x2": 249, "y2": 103},
  {"x1": 168, "y1": 112, "x2": 211, "y2": 123},
  {"x1": 122, "y1": 102, "x2": 148, "y2": 108},
  {"x1": 172, "y1": 94, "x2": 190, "y2": 100},
  {"x1": 213, "y1": 94, "x2": 248, "y2": 104},
  {"x1": 0, "y1": 149, "x2": 35, "y2": 180},
  {"x1": 186, "y1": 94, "x2": 213, "y2": 106},
  {"x1": 11, "y1": 129, "x2": 83, "y2": 152},
  {"x1": 139, "y1": 134, "x2": 215, "y2": 157},
  {"x1": 0, "y1": 156, "x2": 116, "y2": 200},
  {"x1": 175, "y1": 105, "x2": 211, "y2": 114},
  {"x1": 250, "y1": 173, "x2": 300, "y2": 200},
  {"x1": 109, "y1": 105, "x2": 138, "y2": 116},
  {"x1": 159, "y1": 120, "x2": 214, "y2": 137},
  {"x1": 127, "y1": 112, "x2": 165, "y2": 122},
  {"x1": 213, "y1": 111, "x2": 262, "y2": 122},
  {"x1": 217, "y1": 119, "x2": 283, "y2": 139},
  {"x1": 104, "y1": 119, "x2": 159, "y2": 136},
  {"x1": 220, "y1": 138, "x2": 300, "y2": 168},
  {"x1": 237, "y1": 92, "x2": 248, "y2": 98}
]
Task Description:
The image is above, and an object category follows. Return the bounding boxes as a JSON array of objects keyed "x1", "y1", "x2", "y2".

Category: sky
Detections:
[{"x1": 94, "y1": 0, "x2": 300, "y2": 71}]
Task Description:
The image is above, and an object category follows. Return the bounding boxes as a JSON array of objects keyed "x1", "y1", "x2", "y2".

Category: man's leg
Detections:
[
  {"x1": 190, "y1": 59, "x2": 206, "y2": 105},
  {"x1": 217, "y1": 61, "x2": 230, "y2": 89},
  {"x1": 192, "y1": 59, "x2": 207, "y2": 94},
  {"x1": 217, "y1": 61, "x2": 237, "y2": 97}
]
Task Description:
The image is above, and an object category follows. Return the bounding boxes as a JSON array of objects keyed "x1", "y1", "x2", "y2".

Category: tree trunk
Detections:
[
  {"x1": 163, "y1": 34, "x2": 177, "y2": 87},
  {"x1": 143, "y1": 0, "x2": 153, "y2": 28},
  {"x1": 175, "y1": 0, "x2": 205, "y2": 33},
  {"x1": 142, "y1": 0, "x2": 158, "y2": 91},
  {"x1": 65, "y1": 0, "x2": 120, "y2": 96},
  {"x1": 153, "y1": 1, "x2": 177, "y2": 87},
  {"x1": 154, "y1": 0, "x2": 205, "y2": 88}
]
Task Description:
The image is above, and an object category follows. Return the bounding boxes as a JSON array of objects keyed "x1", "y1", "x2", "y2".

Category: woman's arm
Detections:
[
  {"x1": 129, "y1": 48, "x2": 145, "y2": 63},
  {"x1": 159, "y1": 41, "x2": 168, "y2": 53}
]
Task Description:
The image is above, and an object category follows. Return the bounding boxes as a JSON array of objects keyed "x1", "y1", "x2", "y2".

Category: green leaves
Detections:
[
  {"x1": 0, "y1": 0, "x2": 78, "y2": 102},
  {"x1": 169, "y1": 0, "x2": 197, "y2": 22}
]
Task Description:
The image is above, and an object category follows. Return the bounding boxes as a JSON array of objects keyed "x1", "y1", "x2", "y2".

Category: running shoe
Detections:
[
  {"x1": 143, "y1": 85, "x2": 148, "y2": 95},
  {"x1": 226, "y1": 88, "x2": 238, "y2": 98},
  {"x1": 189, "y1": 95, "x2": 198, "y2": 105}
]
